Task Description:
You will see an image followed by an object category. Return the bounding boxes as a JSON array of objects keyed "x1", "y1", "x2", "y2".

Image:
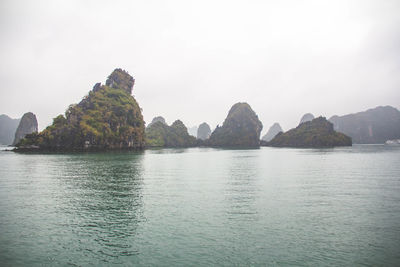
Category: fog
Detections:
[{"x1": 0, "y1": 0, "x2": 399, "y2": 135}]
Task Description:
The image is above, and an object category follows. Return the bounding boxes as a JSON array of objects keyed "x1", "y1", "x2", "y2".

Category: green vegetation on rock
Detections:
[
  {"x1": 207, "y1": 102, "x2": 263, "y2": 147},
  {"x1": 147, "y1": 116, "x2": 167, "y2": 128},
  {"x1": 266, "y1": 117, "x2": 352, "y2": 148},
  {"x1": 146, "y1": 119, "x2": 197, "y2": 147},
  {"x1": 17, "y1": 69, "x2": 145, "y2": 150}
]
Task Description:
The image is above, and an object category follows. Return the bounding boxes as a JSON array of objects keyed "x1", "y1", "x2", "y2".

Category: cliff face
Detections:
[
  {"x1": 197, "y1": 122, "x2": 211, "y2": 140},
  {"x1": 267, "y1": 117, "x2": 351, "y2": 148},
  {"x1": 262, "y1": 123, "x2": 283, "y2": 142},
  {"x1": 0, "y1": 115, "x2": 20, "y2": 145},
  {"x1": 145, "y1": 120, "x2": 197, "y2": 147},
  {"x1": 17, "y1": 69, "x2": 145, "y2": 150},
  {"x1": 299, "y1": 113, "x2": 314, "y2": 125},
  {"x1": 207, "y1": 102, "x2": 263, "y2": 147},
  {"x1": 329, "y1": 106, "x2": 400, "y2": 144},
  {"x1": 12, "y1": 112, "x2": 38, "y2": 146}
]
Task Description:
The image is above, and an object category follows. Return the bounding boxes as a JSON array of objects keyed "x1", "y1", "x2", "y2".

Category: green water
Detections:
[{"x1": 0, "y1": 145, "x2": 399, "y2": 266}]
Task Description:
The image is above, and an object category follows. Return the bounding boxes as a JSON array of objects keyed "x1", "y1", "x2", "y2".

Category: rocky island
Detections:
[
  {"x1": 0, "y1": 114, "x2": 20, "y2": 145},
  {"x1": 12, "y1": 112, "x2": 38, "y2": 146},
  {"x1": 16, "y1": 69, "x2": 145, "y2": 151},
  {"x1": 197, "y1": 122, "x2": 211, "y2": 140},
  {"x1": 262, "y1": 123, "x2": 283, "y2": 142},
  {"x1": 329, "y1": 106, "x2": 400, "y2": 144},
  {"x1": 266, "y1": 117, "x2": 352, "y2": 148},
  {"x1": 147, "y1": 116, "x2": 167, "y2": 128},
  {"x1": 299, "y1": 113, "x2": 315, "y2": 125},
  {"x1": 207, "y1": 102, "x2": 263, "y2": 147},
  {"x1": 145, "y1": 118, "x2": 197, "y2": 147}
]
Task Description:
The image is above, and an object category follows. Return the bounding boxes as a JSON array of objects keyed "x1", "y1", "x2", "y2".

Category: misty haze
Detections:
[{"x1": 1, "y1": 0, "x2": 400, "y2": 266}]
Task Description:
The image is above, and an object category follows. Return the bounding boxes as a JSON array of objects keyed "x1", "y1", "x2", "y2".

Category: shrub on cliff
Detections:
[
  {"x1": 207, "y1": 102, "x2": 263, "y2": 147},
  {"x1": 145, "y1": 119, "x2": 197, "y2": 147},
  {"x1": 267, "y1": 117, "x2": 352, "y2": 148},
  {"x1": 17, "y1": 69, "x2": 145, "y2": 150}
]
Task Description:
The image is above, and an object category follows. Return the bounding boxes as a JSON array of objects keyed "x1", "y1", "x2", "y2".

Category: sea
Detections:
[{"x1": 0, "y1": 145, "x2": 399, "y2": 266}]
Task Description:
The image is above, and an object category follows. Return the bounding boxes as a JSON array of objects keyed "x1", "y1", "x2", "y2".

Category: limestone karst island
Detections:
[
  {"x1": 1, "y1": 1, "x2": 400, "y2": 266},
  {"x1": 15, "y1": 68, "x2": 400, "y2": 151}
]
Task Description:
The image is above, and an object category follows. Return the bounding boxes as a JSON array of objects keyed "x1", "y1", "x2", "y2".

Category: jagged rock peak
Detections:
[
  {"x1": 12, "y1": 112, "x2": 38, "y2": 146},
  {"x1": 197, "y1": 122, "x2": 211, "y2": 140},
  {"x1": 262, "y1": 122, "x2": 283, "y2": 142},
  {"x1": 207, "y1": 102, "x2": 263, "y2": 147},
  {"x1": 299, "y1": 113, "x2": 315, "y2": 125},
  {"x1": 105, "y1": 68, "x2": 135, "y2": 94},
  {"x1": 16, "y1": 69, "x2": 145, "y2": 150}
]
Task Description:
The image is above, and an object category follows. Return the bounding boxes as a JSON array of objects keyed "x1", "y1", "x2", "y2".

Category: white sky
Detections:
[{"x1": 1, "y1": 0, "x2": 399, "y2": 135}]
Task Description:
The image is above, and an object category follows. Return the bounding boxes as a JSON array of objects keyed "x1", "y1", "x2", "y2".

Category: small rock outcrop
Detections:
[
  {"x1": 0, "y1": 114, "x2": 20, "y2": 145},
  {"x1": 147, "y1": 116, "x2": 167, "y2": 128},
  {"x1": 145, "y1": 120, "x2": 197, "y2": 147},
  {"x1": 197, "y1": 122, "x2": 211, "y2": 140},
  {"x1": 207, "y1": 102, "x2": 263, "y2": 147},
  {"x1": 105, "y1": 68, "x2": 135, "y2": 94},
  {"x1": 266, "y1": 117, "x2": 352, "y2": 148},
  {"x1": 12, "y1": 112, "x2": 38, "y2": 146},
  {"x1": 262, "y1": 123, "x2": 283, "y2": 142},
  {"x1": 329, "y1": 106, "x2": 400, "y2": 144},
  {"x1": 299, "y1": 113, "x2": 315, "y2": 125},
  {"x1": 16, "y1": 69, "x2": 145, "y2": 150}
]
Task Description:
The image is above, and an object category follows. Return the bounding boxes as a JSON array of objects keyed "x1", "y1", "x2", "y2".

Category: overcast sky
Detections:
[{"x1": 1, "y1": 0, "x2": 399, "y2": 134}]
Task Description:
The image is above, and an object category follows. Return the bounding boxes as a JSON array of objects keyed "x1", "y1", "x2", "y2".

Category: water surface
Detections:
[{"x1": 0, "y1": 145, "x2": 399, "y2": 266}]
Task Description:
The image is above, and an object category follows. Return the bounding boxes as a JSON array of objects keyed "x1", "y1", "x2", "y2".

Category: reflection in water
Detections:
[
  {"x1": 1, "y1": 146, "x2": 400, "y2": 266},
  {"x1": 225, "y1": 151, "x2": 260, "y2": 220},
  {"x1": 56, "y1": 152, "x2": 145, "y2": 263}
]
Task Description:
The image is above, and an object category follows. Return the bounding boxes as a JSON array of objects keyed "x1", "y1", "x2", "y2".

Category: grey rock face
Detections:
[
  {"x1": 299, "y1": 113, "x2": 315, "y2": 125},
  {"x1": 329, "y1": 106, "x2": 400, "y2": 144},
  {"x1": 12, "y1": 112, "x2": 38, "y2": 146},
  {"x1": 0, "y1": 114, "x2": 20, "y2": 145},
  {"x1": 262, "y1": 123, "x2": 283, "y2": 142},
  {"x1": 187, "y1": 126, "x2": 198, "y2": 137},
  {"x1": 197, "y1": 122, "x2": 211, "y2": 140}
]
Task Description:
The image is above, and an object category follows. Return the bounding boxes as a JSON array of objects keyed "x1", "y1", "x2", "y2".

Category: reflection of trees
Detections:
[
  {"x1": 225, "y1": 151, "x2": 260, "y2": 221},
  {"x1": 61, "y1": 151, "x2": 145, "y2": 263}
]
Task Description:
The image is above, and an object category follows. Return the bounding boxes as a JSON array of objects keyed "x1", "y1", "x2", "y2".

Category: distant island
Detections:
[
  {"x1": 10, "y1": 68, "x2": 400, "y2": 151},
  {"x1": 262, "y1": 123, "x2": 283, "y2": 142},
  {"x1": 145, "y1": 118, "x2": 197, "y2": 148},
  {"x1": 0, "y1": 115, "x2": 20, "y2": 145},
  {"x1": 329, "y1": 106, "x2": 400, "y2": 144},
  {"x1": 299, "y1": 113, "x2": 315, "y2": 125},
  {"x1": 12, "y1": 112, "x2": 38, "y2": 146},
  {"x1": 206, "y1": 102, "x2": 263, "y2": 148},
  {"x1": 264, "y1": 117, "x2": 352, "y2": 148},
  {"x1": 197, "y1": 122, "x2": 211, "y2": 140}
]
